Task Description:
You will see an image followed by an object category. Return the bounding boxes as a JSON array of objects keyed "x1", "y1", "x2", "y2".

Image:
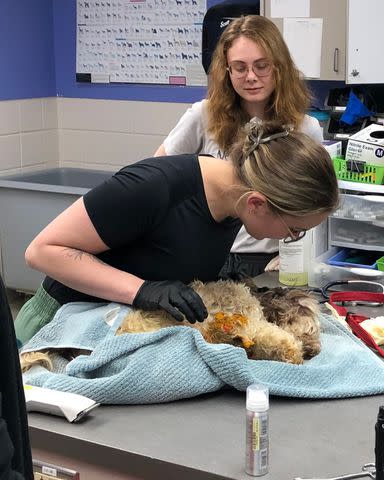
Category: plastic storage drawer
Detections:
[{"x1": 329, "y1": 218, "x2": 384, "y2": 250}]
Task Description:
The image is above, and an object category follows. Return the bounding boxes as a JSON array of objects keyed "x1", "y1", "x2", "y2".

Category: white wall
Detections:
[
  {"x1": 57, "y1": 98, "x2": 191, "y2": 170},
  {"x1": 0, "y1": 97, "x2": 193, "y2": 175},
  {"x1": 0, "y1": 98, "x2": 59, "y2": 175}
]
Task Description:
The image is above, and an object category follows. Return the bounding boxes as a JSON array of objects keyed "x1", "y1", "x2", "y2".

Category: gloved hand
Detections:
[
  {"x1": 264, "y1": 255, "x2": 280, "y2": 272},
  {"x1": 133, "y1": 280, "x2": 208, "y2": 324}
]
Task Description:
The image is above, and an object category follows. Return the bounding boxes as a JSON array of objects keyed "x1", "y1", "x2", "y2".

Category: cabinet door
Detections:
[
  {"x1": 347, "y1": 0, "x2": 384, "y2": 84},
  {"x1": 263, "y1": 0, "x2": 346, "y2": 81},
  {"x1": 311, "y1": 0, "x2": 346, "y2": 81}
]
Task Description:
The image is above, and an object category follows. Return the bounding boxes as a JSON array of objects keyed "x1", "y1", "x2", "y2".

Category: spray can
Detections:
[
  {"x1": 375, "y1": 406, "x2": 384, "y2": 480},
  {"x1": 245, "y1": 384, "x2": 269, "y2": 476}
]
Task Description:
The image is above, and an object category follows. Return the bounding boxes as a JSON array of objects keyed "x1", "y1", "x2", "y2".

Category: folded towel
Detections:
[{"x1": 21, "y1": 301, "x2": 384, "y2": 404}]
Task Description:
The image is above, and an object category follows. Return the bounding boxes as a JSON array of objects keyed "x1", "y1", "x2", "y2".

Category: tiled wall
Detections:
[
  {"x1": 57, "y1": 98, "x2": 191, "y2": 171},
  {"x1": 0, "y1": 97, "x2": 192, "y2": 175},
  {"x1": 0, "y1": 98, "x2": 59, "y2": 175}
]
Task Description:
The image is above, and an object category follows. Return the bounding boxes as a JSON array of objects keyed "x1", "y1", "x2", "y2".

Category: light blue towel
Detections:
[{"x1": 21, "y1": 301, "x2": 384, "y2": 404}]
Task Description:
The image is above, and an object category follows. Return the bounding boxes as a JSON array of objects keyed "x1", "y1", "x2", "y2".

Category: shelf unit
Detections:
[
  {"x1": 338, "y1": 180, "x2": 384, "y2": 194},
  {"x1": 309, "y1": 181, "x2": 384, "y2": 287},
  {"x1": 330, "y1": 186, "x2": 384, "y2": 252},
  {"x1": 330, "y1": 241, "x2": 384, "y2": 253}
]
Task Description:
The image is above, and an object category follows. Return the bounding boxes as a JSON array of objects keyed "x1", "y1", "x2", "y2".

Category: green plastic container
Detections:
[
  {"x1": 333, "y1": 156, "x2": 384, "y2": 185},
  {"x1": 377, "y1": 256, "x2": 384, "y2": 271}
]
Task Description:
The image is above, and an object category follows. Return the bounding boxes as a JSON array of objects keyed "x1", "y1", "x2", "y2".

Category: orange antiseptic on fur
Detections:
[
  {"x1": 20, "y1": 280, "x2": 322, "y2": 371},
  {"x1": 214, "y1": 312, "x2": 249, "y2": 333},
  {"x1": 242, "y1": 338, "x2": 254, "y2": 349}
]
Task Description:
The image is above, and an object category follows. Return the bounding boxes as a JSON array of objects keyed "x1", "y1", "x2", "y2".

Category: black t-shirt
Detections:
[{"x1": 43, "y1": 154, "x2": 242, "y2": 305}]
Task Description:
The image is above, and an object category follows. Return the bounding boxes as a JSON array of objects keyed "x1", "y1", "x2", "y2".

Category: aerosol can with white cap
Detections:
[{"x1": 245, "y1": 384, "x2": 269, "y2": 476}]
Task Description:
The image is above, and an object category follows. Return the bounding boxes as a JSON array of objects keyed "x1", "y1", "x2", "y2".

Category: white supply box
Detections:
[
  {"x1": 322, "y1": 140, "x2": 342, "y2": 158},
  {"x1": 345, "y1": 123, "x2": 384, "y2": 165}
]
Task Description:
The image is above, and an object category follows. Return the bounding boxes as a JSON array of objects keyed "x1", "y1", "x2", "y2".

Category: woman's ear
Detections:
[{"x1": 247, "y1": 192, "x2": 268, "y2": 215}]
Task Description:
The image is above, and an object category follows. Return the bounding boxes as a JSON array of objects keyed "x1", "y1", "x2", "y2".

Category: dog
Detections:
[{"x1": 20, "y1": 279, "x2": 321, "y2": 372}]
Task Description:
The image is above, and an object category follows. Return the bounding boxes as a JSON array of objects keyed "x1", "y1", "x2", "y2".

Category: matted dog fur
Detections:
[{"x1": 20, "y1": 279, "x2": 320, "y2": 372}]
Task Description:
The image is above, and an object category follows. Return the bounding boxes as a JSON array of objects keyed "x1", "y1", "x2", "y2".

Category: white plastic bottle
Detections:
[
  {"x1": 245, "y1": 384, "x2": 269, "y2": 476},
  {"x1": 278, "y1": 233, "x2": 312, "y2": 287}
]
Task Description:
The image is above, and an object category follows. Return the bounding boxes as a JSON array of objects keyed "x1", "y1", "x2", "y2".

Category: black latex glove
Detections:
[{"x1": 133, "y1": 280, "x2": 208, "y2": 324}]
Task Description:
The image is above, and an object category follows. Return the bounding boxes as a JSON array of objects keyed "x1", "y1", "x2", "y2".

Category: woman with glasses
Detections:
[
  {"x1": 15, "y1": 120, "x2": 338, "y2": 345},
  {"x1": 154, "y1": 15, "x2": 323, "y2": 279}
]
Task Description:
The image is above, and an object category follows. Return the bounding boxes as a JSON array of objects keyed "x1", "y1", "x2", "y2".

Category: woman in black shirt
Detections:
[{"x1": 15, "y1": 119, "x2": 339, "y2": 345}]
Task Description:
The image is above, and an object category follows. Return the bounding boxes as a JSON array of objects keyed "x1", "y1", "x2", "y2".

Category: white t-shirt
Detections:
[{"x1": 163, "y1": 99, "x2": 324, "y2": 254}]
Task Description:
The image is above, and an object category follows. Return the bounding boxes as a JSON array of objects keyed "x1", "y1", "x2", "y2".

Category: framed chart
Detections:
[{"x1": 76, "y1": 0, "x2": 207, "y2": 86}]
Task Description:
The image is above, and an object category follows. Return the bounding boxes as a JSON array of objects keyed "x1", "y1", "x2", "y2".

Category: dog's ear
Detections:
[{"x1": 242, "y1": 277, "x2": 271, "y2": 296}]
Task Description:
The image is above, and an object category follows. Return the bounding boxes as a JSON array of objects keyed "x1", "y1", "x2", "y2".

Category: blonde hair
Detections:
[
  {"x1": 230, "y1": 119, "x2": 339, "y2": 216},
  {"x1": 207, "y1": 15, "x2": 311, "y2": 153}
]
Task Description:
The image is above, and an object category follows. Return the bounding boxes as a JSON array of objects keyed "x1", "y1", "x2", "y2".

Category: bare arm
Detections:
[
  {"x1": 25, "y1": 198, "x2": 144, "y2": 304},
  {"x1": 153, "y1": 144, "x2": 167, "y2": 157}
]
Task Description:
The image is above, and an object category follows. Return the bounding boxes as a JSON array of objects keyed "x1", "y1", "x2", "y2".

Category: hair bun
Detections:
[{"x1": 244, "y1": 118, "x2": 293, "y2": 156}]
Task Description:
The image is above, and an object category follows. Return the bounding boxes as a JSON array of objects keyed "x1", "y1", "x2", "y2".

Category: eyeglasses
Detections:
[
  {"x1": 275, "y1": 210, "x2": 306, "y2": 244},
  {"x1": 226, "y1": 60, "x2": 273, "y2": 79}
]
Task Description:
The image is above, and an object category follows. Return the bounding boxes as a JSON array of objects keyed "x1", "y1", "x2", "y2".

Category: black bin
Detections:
[{"x1": 202, "y1": 0, "x2": 260, "y2": 74}]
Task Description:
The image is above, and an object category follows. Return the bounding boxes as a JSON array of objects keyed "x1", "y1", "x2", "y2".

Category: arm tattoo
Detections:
[{"x1": 62, "y1": 248, "x2": 105, "y2": 265}]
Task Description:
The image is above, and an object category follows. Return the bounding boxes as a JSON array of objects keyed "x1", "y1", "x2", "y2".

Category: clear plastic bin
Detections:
[
  {"x1": 331, "y1": 193, "x2": 384, "y2": 221},
  {"x1": 329, "y1": 218, "x2": 384, "y2": 249}
]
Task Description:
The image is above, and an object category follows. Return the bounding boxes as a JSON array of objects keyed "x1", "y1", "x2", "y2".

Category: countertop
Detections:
[
  {"x1": 28, "y1": 272, "x2": 384, "y2": 479},
  {"x1": 29, "y1": 390, "x2": 383, "y2": 480}
]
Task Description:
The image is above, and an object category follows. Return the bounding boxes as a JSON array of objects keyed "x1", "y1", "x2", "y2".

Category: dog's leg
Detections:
[
  {"x1": 20, "y1": 350, "x2": 53, "y2": 373},
  {"x1": 249, "y1": 320, "x2": 304, "y2": 364},
  {"x1": 286, "y1": 330, "x2": 321, "y2": 360},
  {"x1": 116, "y1": 309, "x2": 178, "y2": 335},
  {"x1": 20, "y1": 348, "x2": 87, "y2": 373}
]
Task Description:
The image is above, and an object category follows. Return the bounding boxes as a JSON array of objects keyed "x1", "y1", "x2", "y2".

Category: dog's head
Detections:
[{"x1": 242, "y1": 278, "x2": 320, "y2": 326}]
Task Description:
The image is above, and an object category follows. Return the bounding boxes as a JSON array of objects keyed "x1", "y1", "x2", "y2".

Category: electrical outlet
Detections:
[{"x1": 33, "y1": 459, "x2": 79, "y2": 480}]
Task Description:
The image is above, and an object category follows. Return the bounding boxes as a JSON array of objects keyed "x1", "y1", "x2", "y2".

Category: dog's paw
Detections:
[
  {"x1": 275, "y1": 338, "x2": 304, "y2": 364},
  {"x1": 249, "y1": 335, "x2": 304, "y2": 364},
  {"x1": 302, "y1": 338, "x2": 321, "y2": 359}
]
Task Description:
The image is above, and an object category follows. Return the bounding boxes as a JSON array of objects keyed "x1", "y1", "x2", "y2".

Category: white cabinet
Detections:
[
  {"x1": 347, "y1": 0, "x2": 384, "y2": 84},
  {"x1": 263, "y1": 0, "x2": 384, "y2": 83},
  {"x1": 312, "y1": 0, "x2": 346, "y2": 81}
]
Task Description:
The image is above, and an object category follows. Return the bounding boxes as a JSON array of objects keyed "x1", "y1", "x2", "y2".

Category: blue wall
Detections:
[
  {"x1": 53, "y1": 0, "x2": 215, "y2": 103},
  {"x1": 52, "y1": 0, "x2": 342, "y2": 105},
  {"x1": 2, "y1": 0, "x2": 342, "y2": 105},
  {"x1": 0, "y1": 0, "x2": 56, "y2": 100}
]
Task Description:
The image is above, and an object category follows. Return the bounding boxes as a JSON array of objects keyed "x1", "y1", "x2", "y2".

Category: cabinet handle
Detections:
[{"x1": 333, "y1": 48, "x2": 339, "y2": 73}]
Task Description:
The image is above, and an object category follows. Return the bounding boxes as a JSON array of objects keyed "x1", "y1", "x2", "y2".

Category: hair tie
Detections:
[
  {"x1": 245, "y1": 120, "x2": 293, "y2": 157},
  {"x1": 244, "y1": 117, "x2": 263, "y2": 156}
]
